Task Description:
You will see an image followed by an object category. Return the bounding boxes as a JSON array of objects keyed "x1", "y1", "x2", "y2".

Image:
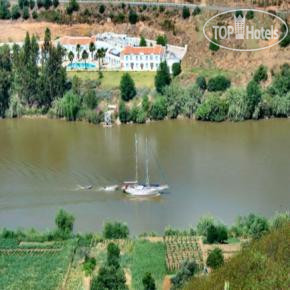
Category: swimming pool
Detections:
[{"x1": 67, "y1": 62, "x2": 96, "y2": 70}]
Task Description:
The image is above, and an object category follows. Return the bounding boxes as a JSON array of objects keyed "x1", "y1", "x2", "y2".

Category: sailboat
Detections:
[{"x1": 122, "y1": 135, "x2": 169, "y2": 196}]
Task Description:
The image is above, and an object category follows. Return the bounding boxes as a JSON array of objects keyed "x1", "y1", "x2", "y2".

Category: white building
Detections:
[
  {"x1": 55, "y1": 33, "x2": 187, "y2": 72},
  {"x1": 120, "y1": 46, "x2": 165, "y2": 71}
]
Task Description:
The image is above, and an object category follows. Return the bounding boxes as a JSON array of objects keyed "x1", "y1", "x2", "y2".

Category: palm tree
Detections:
[
  {"x1": 82, "y1": 50, "x2": 89, "y2": 69},
  {"x1": 76, "y1": 43, "x2": 81, "y2": 60},
  {"x1": 89, "y1": 42, "x2": 96, "y2": 60},
  {"x1": 96, "y1": 47, "x2": 107, "y2": 72},
  {"x1": 68, "y1": 51, "x2": 74, "y2": 66}
]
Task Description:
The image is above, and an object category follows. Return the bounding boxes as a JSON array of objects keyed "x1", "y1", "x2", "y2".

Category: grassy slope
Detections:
[
  {"x1": 130, "y1": 240, "x2": 167, "y2": 290},
  {"x1": 68, "y1": 71, "x2": 156, "y2": 89},
  {"x1": 184, "y1": 222, "x2": 290, "y2": 290},
  {"x1": 0, "y1": 241, "x2": 74, "y2": 290}
]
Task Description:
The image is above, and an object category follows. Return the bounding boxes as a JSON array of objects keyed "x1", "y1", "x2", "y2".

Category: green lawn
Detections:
[
  {"x1": 130, "y1": 240, "x2": 167, "y2": 290},
  {"x1": 0, "y1": 241, "x2": 75, "y2": 290},
  {"x1": 68, "y1": 71, "x2": 156, "y2": 89}
]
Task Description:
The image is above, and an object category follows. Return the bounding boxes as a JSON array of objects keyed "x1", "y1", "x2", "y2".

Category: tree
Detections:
[
  {"x1": 55, "y1": 209, "x2": 75, "y2": 234},
  {"x1": 0, "y1": 0, "x2": 10, "y2": 19},
  {"x1": 96, "y1": 47, "x2": 106, "y2": 74},
  {"x1": 196, "y1": 75, "x2": 207, "y2": 90},
  {"x1": 91, "y1": 265, "x2": 127, "y2": 290},
  {"x1": 22, "y1": 6, "x2": 29, "y2": 19},
  {"x1": 18, "y1": 0, "x2": 29, "y2": 9},
  {"x1": 129, "y1": 9, "x2": 138, "y2": 24},
  {"x1": 155, "y1": 61, "x2": 171, "y2": 94},
  {"x1": 0, "y1": 45, "x2": 12, "y2": 117},
  {"x1": 68, "y1": 51, "x2": 74, "y2": 65},
  {"x1": 81, "y1": 50, "x2": 89, "y2": 68},
  {"x1": 156, "y1": 35, "x2": 167, "y2": 46},
  {"x1": 172, "y1": 62, "x2": 181, "y2": 77},
  {"x1": 89, "y1": 42, "x2": 95, "y2": 60},
  {"x1": 120, "y1": 73, "x2": 136, "y2": 101},
  {"x1": 103, "y1": 221, "x2": 129, "y2": 239},
  {"x1": 207, "y1": 75, "x2": 231, "y2": 92},
  {"x1": 37, "y1": 0, "x2": 43, "y2": 8},
  {"x1": 182, "y1": 6, "x2": 190, "y2": 19},
  {"x1": 142, "y1": 95, "x2": 150, "y2": 112},
  {"x1": 84, "y1": 89, "x2": 97, "y2": 109},
  {"x1": 76, "y1": 43, "x2": 81, "y2": 60},
  {"x1": 11, "y1": 4, "x2": 21, "y2": 20},
  {"x1": 83, "y1": 256, "x2": 96, "y2": 276},
  {"x1": 142, "y1": 272, "x2": 156, "y2": 290},
  {"x1": 206, "y1": 248, "x2": 224, "y2": 269},
  {"x1": 139, "y1": 36, "x2": 147, "y2": 47},
  {"x1": 52, "y1": 0, "x2": 59, "y2": 8},
  {"x1": 29, "y1": 0, "x2": 35, "y2": 9},
  {"x1": 43, "y1": 0, "x2": 52, "y2": 10},
  {"x1": 66, "y1": 0, "x2": 79, "y2": 14}
]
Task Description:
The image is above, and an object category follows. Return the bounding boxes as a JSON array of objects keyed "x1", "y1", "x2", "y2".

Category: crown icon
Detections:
[{"x1": 234, "y1": 15, "x2": 246, "y2": 39}]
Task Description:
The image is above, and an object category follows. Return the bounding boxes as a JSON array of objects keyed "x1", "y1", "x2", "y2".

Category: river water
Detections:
[{"x1": 0, "y1": 118, "x2": 289, "y2": 234}]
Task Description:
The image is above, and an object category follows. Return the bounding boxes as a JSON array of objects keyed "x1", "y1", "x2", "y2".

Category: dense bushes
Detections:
[
  {"x1": 207, "y1": 76, "x2": 231, "y2": 92},
  {"x1": 206, "y1": 248, "x2": 224, "y2": 269},
  {"x1": 103, "y1": 222, "x2": 129, "y2": 239},
  {"x1": 195, "y1": 94, "x2": 228, "y2": 122}
]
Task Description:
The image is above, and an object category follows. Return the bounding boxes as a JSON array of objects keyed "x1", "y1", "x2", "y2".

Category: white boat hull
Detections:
[{"x1": 124, "y1": 184, "x2": 168, "y2": 196}]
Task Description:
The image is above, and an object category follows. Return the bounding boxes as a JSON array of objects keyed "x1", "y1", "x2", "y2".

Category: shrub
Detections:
[
  {"x1": 103, "y1": 221, "x2": 129, "y2": 239},
  {"x1": 235, "y1": 213, "x2": 269, "y2": 239},
  {"x1": 172, "y1": 62, "x2": 182, "y2": 77},
  {"x1": 120, "y1": 73, "x2": 136, "y2": 101},
  {"x1": 142, "y1": 95, "x2": 150, "y2": 112},
  {"x1": 52, "y1": 0, "x2": 58, "y2": 8},
  {"x1": 207, "y1": 76, "x2": 231, "y2": 92},
  {"x1": 99, "y1": 4, "x2": 105, "y2": 14},
  {"x1": 271, "y1": 93, "x2": 290, "y2": 117},
  {"x1": 83, "y1": 256, "x2": 96, "y2": 276},
  {"x1": 192, "y1": 6, "x2": 201, "y2": 16},
  {"x1": 206, "y1": 248, "x2": 224, "y2": 269},
  {"x1": 156, "y1": 35, "x2": 167, "y2": 46},
  {"x1": 83, "y1": 90, "x2": 98, "y2": 109},
  {"x1": 182, "y1": 6, "x2": 190, "y2": 19},
  {"x1": 271, "y1": 211, "x2": 290, "y2": 229},
  {"x1": 29, "y1": 0, "x2": 35, "y2": 9},
  {"x1": 209, "y1": 38, "x2": 220, "y2": 51},
  {"x1": 245, "y1": 80, "x2": 262, "y2": 117},
  {"x1": 142, "y1": 272, "x2": 156, "y2": 290},
  {"x1": 129, "y1": 9, "x2": 138, "y2": 24},
  {"x1": 246, "y1": 10, "x2": 254, "y2": 20},
  {"x1": 136, "y1": 108, "x2": 146, "y2": 123},
  {"x1": 196, "y1": 75, "x2": 207, "y2": 90},
  {"x1": 235, "y1": 10, "x2": 243, "y2": 17},
  {"x1": 118, "y1": 101, "x2": 130, "y2": 123},
  {"x1": 171, "y1": 260, "x2": 198, "y2": 289},
  {"x1": 43, "y1": 0, "x2": 52, "y2": 10},
  {"x1": 195, "y1": 95, "x2": 228, "y2": 122},
  {"x1": 226, "y1": 87, "x2": 248, "y2": 121},
  {"x1": 139, "y1": 36, "x2": 147, "y2": 47},
  {"x1": 0, "y1": 0, "x2": 11, "y2": 19},
  {"x1": 59, "y1": 91, "x2": 81, "y2": 121},
  {"x1": 150, "y1": 96, "x2": 167, "y2": 120},
  {"x1": 279, "y1": 23, "x2": 290, "y2": 48},
  {"x1": 32, "y1": 10, "x2": 38, "y2": 19},
  {"x1": 253, "y1": 65, "x2": 268, "y2": 83},
  {"x1": 107, "y1": 242, "x2": 120, "y2": 267}
]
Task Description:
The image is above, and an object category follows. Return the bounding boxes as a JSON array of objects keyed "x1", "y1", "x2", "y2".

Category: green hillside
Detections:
[{"x1": 184, "y1": 222, "x2": 290, "y2": 290}]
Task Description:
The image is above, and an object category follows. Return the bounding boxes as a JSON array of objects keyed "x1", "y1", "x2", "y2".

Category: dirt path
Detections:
[{"x1": 162, "y1": 275, "x2": 171, "y2": 290}]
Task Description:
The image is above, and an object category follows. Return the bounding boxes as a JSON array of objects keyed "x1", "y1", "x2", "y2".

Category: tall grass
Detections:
[{"x1": 130, "y1": 240, "x2": 167, "y2": 289}]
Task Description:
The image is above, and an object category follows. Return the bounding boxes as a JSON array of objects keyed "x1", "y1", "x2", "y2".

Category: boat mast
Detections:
[
  {"x1": 135, "y1": 134, "x2": 138, "y2": 182},
  {"x1": 145, "y1": 138, "x2": 150, "y2": 186}
]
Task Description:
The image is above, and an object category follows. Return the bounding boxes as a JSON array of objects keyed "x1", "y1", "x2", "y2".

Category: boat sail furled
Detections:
[{"x1": 122, "y1": 135, "x2": 169, "y2": 196}]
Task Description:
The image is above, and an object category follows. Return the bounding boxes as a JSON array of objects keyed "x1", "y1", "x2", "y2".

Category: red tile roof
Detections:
[
  {"x1": 122, "y1": 45, "x2": 165, "y2": 55},
  {"x1": 59, "y1": 36, "x2": 95, "y2": 46}
]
